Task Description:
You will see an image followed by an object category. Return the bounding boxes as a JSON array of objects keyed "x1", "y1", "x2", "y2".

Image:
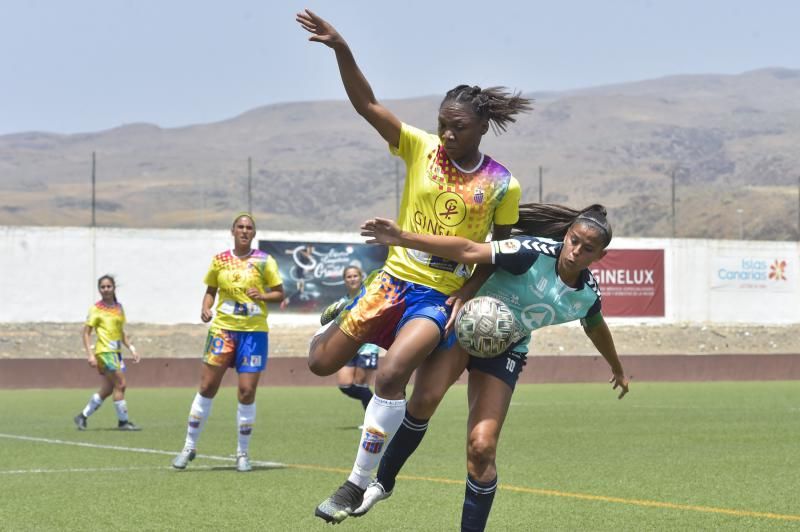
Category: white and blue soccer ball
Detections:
[{"x1": 455, "y1": 296, "x2": 520, "y2": 358}]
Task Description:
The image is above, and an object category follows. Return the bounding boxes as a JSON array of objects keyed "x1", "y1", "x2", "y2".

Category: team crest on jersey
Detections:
[
  {"x1": 473, "y1": 187, "x2": 484, "y2": 204},
  {"x1": 434, "y1": 191, "x2": 466, "y2": 227},
  {"x1": 361, "y1": 427, "x2": 387, "y2": 454},
  {"x1": 498, "y1": 239, "x2": 521, "y2": 254},
  {"x1": 520, "y1": 303, "x2": 556, "y2": 329}
]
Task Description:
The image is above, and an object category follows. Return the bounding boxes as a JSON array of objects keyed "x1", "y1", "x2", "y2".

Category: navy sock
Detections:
[
  {"x1": 338, "y1": 384, "x2": 373, "y2": 410},
  {"x1": 376, "y1": 410, "x2": 429, "y2": 492},
  {"x1": 461, "y1": 474, "x2": 497, "y2": 532}
]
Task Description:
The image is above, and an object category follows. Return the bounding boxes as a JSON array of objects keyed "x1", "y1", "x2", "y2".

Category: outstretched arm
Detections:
[
  {"x1": 297, "y1": 9, "x2": 401, "y2": 148},
  {"x1": 443, "y1": 224, "x2": 512, "y2": 331},
  {"x1": 361, "y1": 217, "x2": 493, "y2": 265},
  {"x1": 583, "y1": 318, "x2": 629, "y2": 399}
]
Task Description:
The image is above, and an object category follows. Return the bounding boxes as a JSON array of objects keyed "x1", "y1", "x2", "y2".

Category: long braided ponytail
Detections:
[{"x1": 442, "y1": 85, "x2": 533, "y2": 134}]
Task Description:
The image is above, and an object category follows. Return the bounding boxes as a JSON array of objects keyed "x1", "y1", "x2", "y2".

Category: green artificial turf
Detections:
[{"x1": 0, "y1": 382, "x2": 798, "y2": 530}]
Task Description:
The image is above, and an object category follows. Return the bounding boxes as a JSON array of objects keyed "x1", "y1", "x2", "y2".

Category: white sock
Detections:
[
  {"x1": 348, "y1": 395, "x2": 406, "y2": 488},
  {"x1": 81, "y1": 393, "x2": 103, "y2": 418},
  {"x1": 113, "y1": 400, "x2": 128, "y2": 422},
  {"x1": 184, "y1": 393, "x2": 213, "y2": 451},
  {"x1": 237, "y1": 402, "x2": 256, "y2": 455}
]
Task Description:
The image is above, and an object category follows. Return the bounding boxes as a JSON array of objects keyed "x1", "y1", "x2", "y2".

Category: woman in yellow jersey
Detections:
[
  {"x1": 171, "y1": 213, "x2": 284, "y2": 473},
  {"x1": 74, "y1": 275, "x2": 141, "y2": 431},
  {"x1": 297, "y1": 9, "x2": 532, "y2": 523}
]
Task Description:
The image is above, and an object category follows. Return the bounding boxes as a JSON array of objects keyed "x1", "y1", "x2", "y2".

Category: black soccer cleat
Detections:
[
  {"x1": 117, "y1": 420, "x2": 141, "y2": 431},
  {"x1": 314, "y1": 481, "x2": 365, "y2": 524},
  {"x1": 74, "y1": 414, "x2": 87, "y2": 431}
]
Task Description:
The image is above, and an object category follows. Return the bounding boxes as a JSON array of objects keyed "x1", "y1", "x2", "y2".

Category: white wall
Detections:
[{"x1": 1, "y1": 226, "x2": 798, "y2": 324}]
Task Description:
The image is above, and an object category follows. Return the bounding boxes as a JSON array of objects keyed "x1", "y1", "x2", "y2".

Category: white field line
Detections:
[
  {"x1": 0, "y1": 432, "x2": 285, "y2": 469},
  {"x1": 1, "y1": 465, "x2": 220, "y2": 475}
]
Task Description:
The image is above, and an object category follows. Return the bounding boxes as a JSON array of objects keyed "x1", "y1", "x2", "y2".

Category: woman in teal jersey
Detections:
[
  {"x1": 357, "y1": 204, "x2": 630, "y2": 532},
  {"x1": 334, "y1": 265, "x2": 380, "y2": 415}
]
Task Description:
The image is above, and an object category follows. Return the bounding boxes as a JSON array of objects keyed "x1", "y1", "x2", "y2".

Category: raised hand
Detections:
[
  {"x1": 610, "y1": 373, "x2": 630, "y2": 399},
  {"x1": 361, "y1": 217, "x2": 403, "y2": 246},
  {"x1": 296, "y1": 9, "x2": 345, "y2": 49}
]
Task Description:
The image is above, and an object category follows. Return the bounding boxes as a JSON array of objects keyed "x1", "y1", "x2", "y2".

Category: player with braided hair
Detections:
[{"x1": 296, "y1": 9, "x2": 531, "y2": 524}]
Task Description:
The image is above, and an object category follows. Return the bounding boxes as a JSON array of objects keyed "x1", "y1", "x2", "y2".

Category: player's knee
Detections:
[
  {"x1": 198, "y1": 382, "x2": 219, "y2": 398},
  {"x1": 238, "y1": 387, "x2": 256, "y2": 404},
  {"x1": 374, "y1": 369, "x2": 407, "y2": 398},
  {"x1": 307, "y1": 353, "x2": 337, "y2": 376},
  {"x1": 408, "y1": 388, "x2": 445, "y2": 417},
  {"x1": 467, "y1": 433, "x2": 497, "y2": 469}
]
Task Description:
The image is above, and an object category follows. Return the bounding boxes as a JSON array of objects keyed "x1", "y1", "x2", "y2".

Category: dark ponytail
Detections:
[
  {"x1": 442, "y1": 85, "x2": 533, "y2": 134},
  {"x1": 513, "y1": 203, "x2": 612, "y2": 247}
]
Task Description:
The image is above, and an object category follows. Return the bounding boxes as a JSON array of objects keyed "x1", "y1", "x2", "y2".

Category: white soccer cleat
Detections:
[
  {"x1": 351, "y1": 480, "x2": 392, "y2": 517},
  {"x1": 236, "y1": 453, "x2": 252, "y2": 472},
  {"x1": 171, "y1": 448, "x2": 196, "y2": 470}
]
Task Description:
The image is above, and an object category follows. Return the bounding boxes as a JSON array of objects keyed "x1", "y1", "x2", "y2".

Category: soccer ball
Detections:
[{"x1": 455, "y1": 296, "x2": 520, "y2": 358}]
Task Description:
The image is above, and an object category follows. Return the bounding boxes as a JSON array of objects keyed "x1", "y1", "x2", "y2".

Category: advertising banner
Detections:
[
  {"x1": 710, "y1": 254, "x2": 797, "y2": 292},
  {"x1": 590, "y1": 249, "x2": 665, "y2": 317},
  {"x1": 259, "y1": 240, "x2": 388, "y2": 312}
]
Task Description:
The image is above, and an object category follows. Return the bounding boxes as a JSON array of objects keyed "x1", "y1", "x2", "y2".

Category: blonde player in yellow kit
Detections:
[
  {"x1": 297, "y1": 9, "x2": 532, "y2": 523},
  {"x1": 172, "y1": 213, "x2": 284, "y2": 473},
  {"x1": 74, "y1": 275, "x2": 141, "y2": 431}
]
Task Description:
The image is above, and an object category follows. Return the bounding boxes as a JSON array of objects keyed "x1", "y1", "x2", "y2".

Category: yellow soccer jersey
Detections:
[
  {"x1": 386, "y1": 123, "x2": 521, "y2": 294},
  {"x1": 204, "y1": 249, "x2": 282, "y2": 332},
  {"x1": 85, "y1": 301, "x2": 125, "y2": 354}
]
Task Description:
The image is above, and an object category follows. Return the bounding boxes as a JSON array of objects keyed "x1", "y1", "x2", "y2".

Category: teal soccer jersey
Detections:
[{"x1": 480, "y1": 236, "x2": 603, "y2": 354}]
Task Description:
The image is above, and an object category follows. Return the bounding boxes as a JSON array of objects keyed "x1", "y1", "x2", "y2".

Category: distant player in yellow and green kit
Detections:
[
  {"x1": 74, "y1": 274, "x2": 141, "y2": 431},
  {"x1": 172, "y1": 213, "x2": 284, "y2": 473},
  {"x1": 297, "y1": 9, "x2": 532, "y2": 523}
]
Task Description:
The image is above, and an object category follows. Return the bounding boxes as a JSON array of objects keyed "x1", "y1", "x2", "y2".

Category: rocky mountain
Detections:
[{"x1": 2, "y1": 68, "x2": 799, "y2": 240}]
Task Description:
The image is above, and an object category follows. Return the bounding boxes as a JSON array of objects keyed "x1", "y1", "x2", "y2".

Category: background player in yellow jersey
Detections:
[
  {"x1": 74, "y1": 275, "x2": 141, "y2": 431},
  {"x1": 297, "y1": 9, "x2": 532, "y2": 523},
  {"x1": 172, "y1": 213, "x2": 284, "y2": 473}
]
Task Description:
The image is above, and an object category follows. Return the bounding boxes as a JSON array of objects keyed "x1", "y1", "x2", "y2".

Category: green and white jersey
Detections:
[{"x1": 478, "y1": 236, "x2": 603, "y2": 354}]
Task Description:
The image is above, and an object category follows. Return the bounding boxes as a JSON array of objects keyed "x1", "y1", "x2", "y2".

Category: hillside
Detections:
[{"x1": 2, "y1": 68, "x2": 799, "y2": 240}]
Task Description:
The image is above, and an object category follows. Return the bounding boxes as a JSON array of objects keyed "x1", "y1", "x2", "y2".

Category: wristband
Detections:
[{"x1": 129, "y1": 345, "x2": 137, "y2": 354}]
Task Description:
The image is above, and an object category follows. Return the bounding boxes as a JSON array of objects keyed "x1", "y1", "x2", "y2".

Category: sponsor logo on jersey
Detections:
[
  {"x1": 473, "y1": 187, "x2": 484, "y2": 204},
  {"x1": 534, "y1": 277, "x2": 548, "y2": 296},
  {"x1": 434, "y1": 192, "x2": 466, "y2": 227}
]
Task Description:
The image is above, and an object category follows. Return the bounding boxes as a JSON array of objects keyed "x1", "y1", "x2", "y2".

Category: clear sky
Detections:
[{"x1": 2, "y1": 0, "x2": 798, "y2": 135}]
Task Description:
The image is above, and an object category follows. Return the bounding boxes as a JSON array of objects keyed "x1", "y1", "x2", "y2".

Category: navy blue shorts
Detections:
[
  {"x1": 467, "y1": 350, "x2": 527, "y2": 391},
  {"x1": 345, "y1": 344, "x2": 379, "y2": 369}
]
